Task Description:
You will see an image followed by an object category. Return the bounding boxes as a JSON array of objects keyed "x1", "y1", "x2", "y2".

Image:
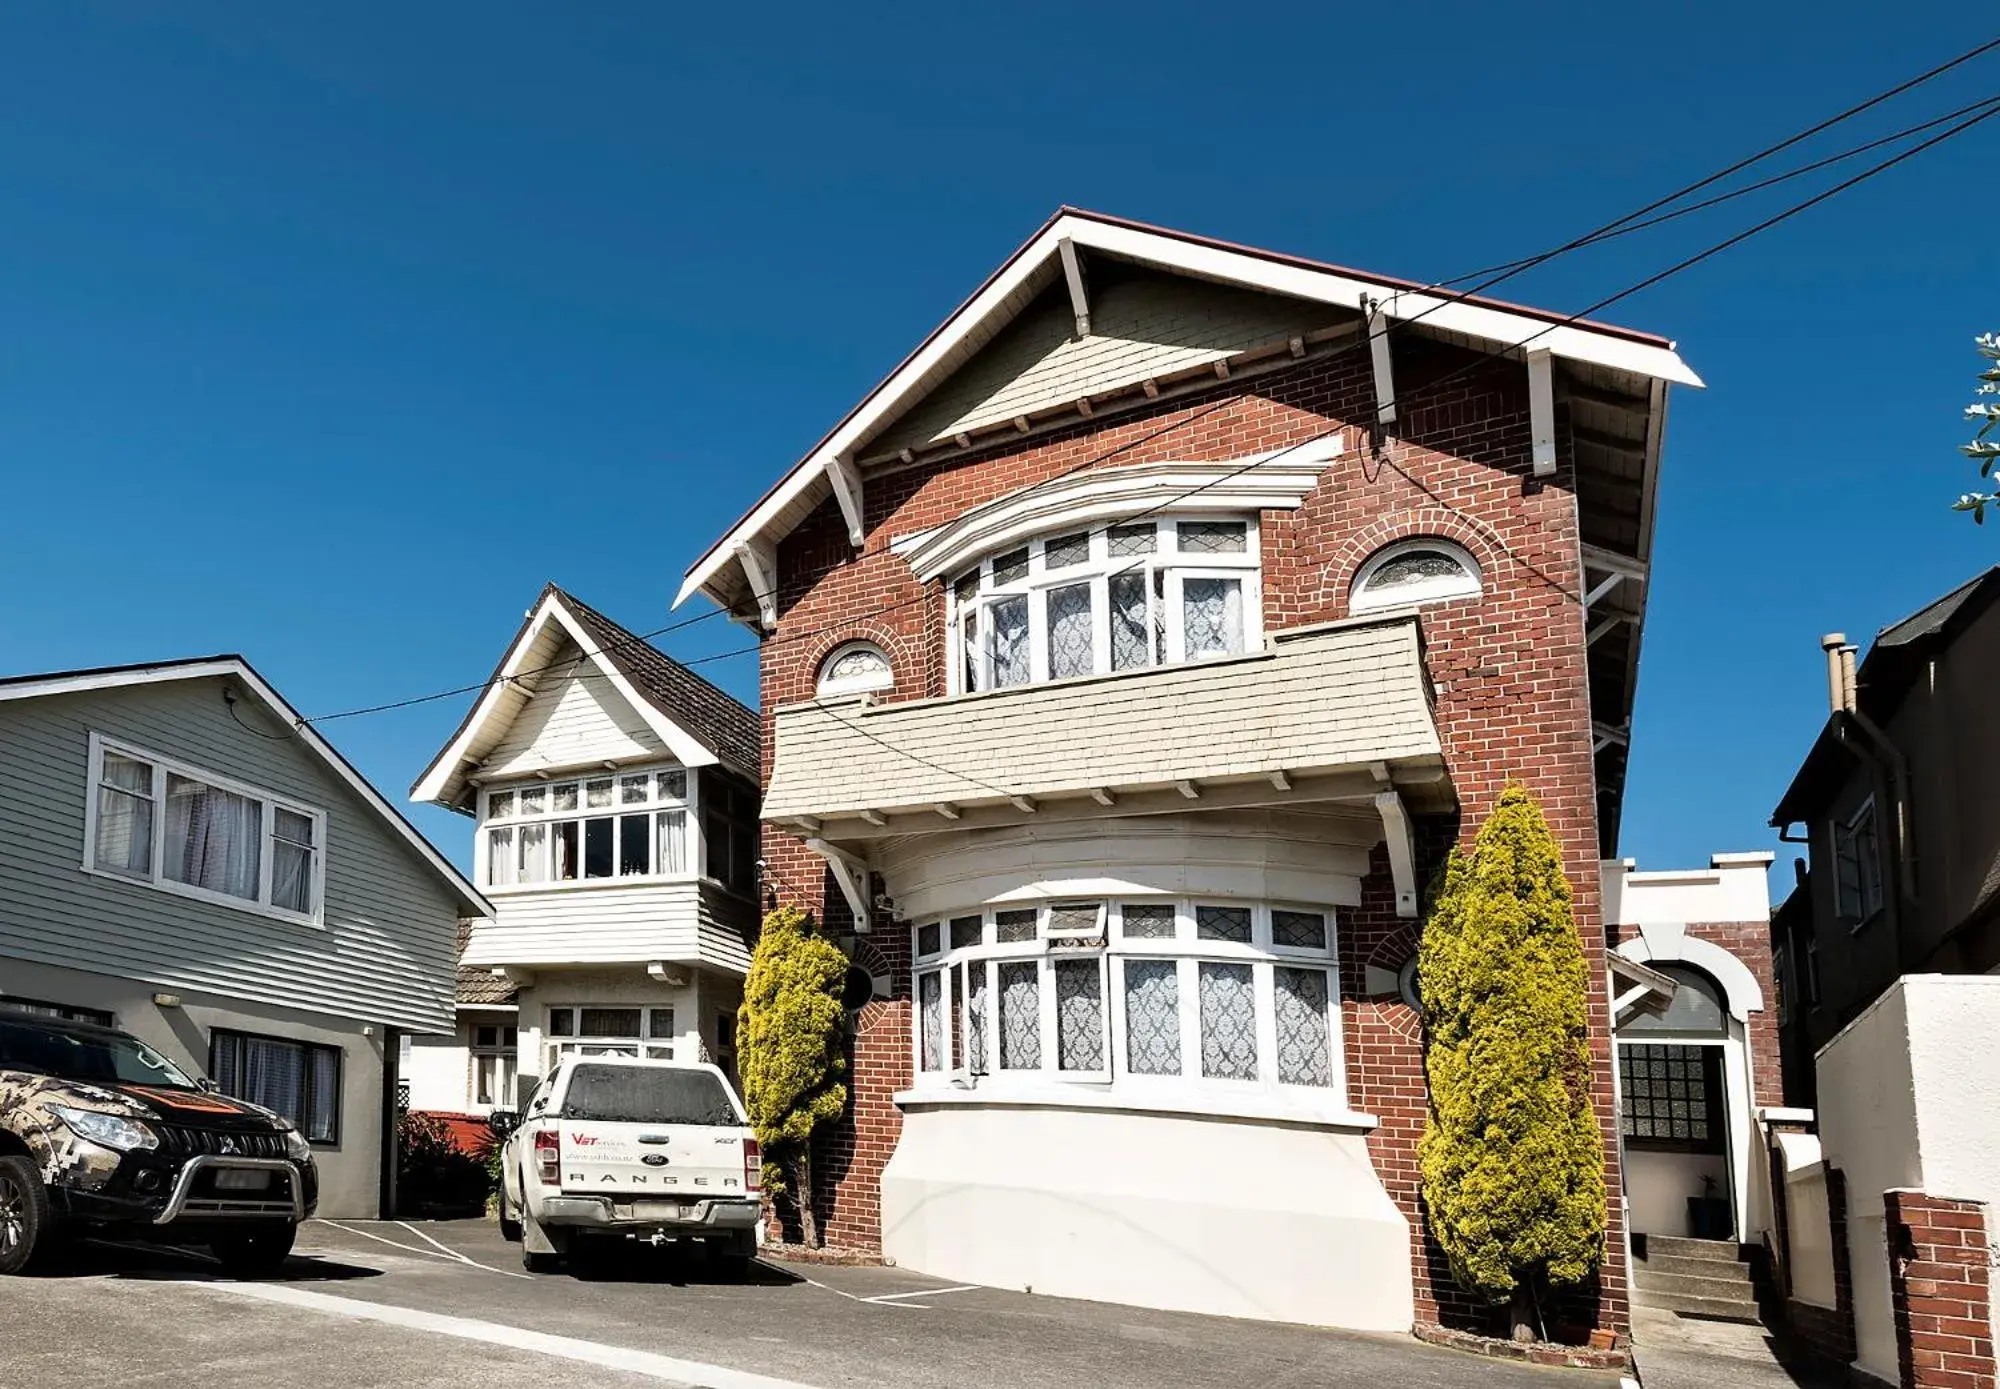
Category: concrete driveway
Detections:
[{"x1": 0, "y1": 1218, "x2": 1624, "y2": 1388}]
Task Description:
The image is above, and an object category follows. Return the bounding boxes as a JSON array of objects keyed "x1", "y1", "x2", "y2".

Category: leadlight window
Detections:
[
  {"x1": 482, "y1": 766, "x2": 691, "y2": 889},
  {"x1": 1349, "y1": 539, "x2": 1483, "y2": 613},
  {"x1": 817, "y1": 642, "x2": 894, "y2": 697},
  {"x1": 947, "y1": 518, "x2": 1261, "y2": 694},
  {"x1": 907, "y1": 900, "x2": 1340, "y2": 1104}
]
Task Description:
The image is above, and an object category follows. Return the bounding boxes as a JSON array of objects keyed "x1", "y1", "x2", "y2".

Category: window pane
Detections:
[
  {"x1": 586, "y1": 778, "x2": 614, "y2": 810},
  {"x1": 656, "y1": 809, "x2": 687, "y2": 874},
  {"x1": 1271, "y1": 910, "x2": 1327, "y2": 950},
  {"x1": 579, "y1": 1008, "x2": 642, "y2": 1038},
  {"x1": 648, "y1": 1008, "x2": 675, "y2": 1039},
  {"x1": 273, "y1": 840, "x2": 314, "y2": 914},
  {"x1": 990, "y1": 595, "x2": 1030, "y2": 687},
  {"x1": 918, "y1": 971, "x2": 944, "y2": 1072},
  {"x1": 1123, "y1": 960, "x2": 1181, "y2": 1076},
  {"x1": 618, "y1": 814, "x2": 651, "y2": 876},
  {"x1": 309, "y1": 1046, "x2": 339, "y2": 1142},
  {"x1": 1199, "y1": 963, "x2": 1258, "y2": 1080},
  {"x1": 949, "y1": 916, "x2": 983, "y2": 950},
  {"x1": 998, "y1": 962, "x2": 1041, "y2": 1069},
  {"x1": 1055, "y1": 960, "x2": 1105, "y2": 1072},
  {"x1": 1047, "y1": 582, "x2": 1095, "y2": 679},
  {"x1": 1048, "y1": 903, "x2": 1100, "y2": 935},
  {"x1": 163, "y1": 776, "x2": 262, "y2": 901},
  {"x1": 102, "y1": 751, "x2": 152, "y2": 794},
  {"x1": 547, "y1": 1009, "x2": 574, "y2": 1038},
  {"x1": 487, "y1": 789, "x2": 515, "y2": 820},
  {"x1": 1121, "y1": 904, "x2": 1177, "y2": 939},
  {"x1": 1275, "y1": 967, "x2": 1333, "y2": 1087},
  {"x1": 1195, "y1": 905, "x2": 1252, "y2": 943},
  {"x1": 917, "y1": 922, "x2": 942, "y2": 957},
  {"x1": 1178, "y1": 521, "x2": 1247, "y2": 554},
  {"x1": 1106, "y1": 524, "x2": 1155, "y2": 558},
  {"x1": 275, "y1": 808, "x2": 314, "y2": 847},
  {"x1": 1044, "y1": 532, "x2": 1090, "y2": 569},
  {"x1": 994, "y1": 909, "x2": 1038, "y2": 943},
  {"x1": 1368, "y1": 550, "x2": 1469, "y2": 592},
  {"x1": 236, "y1": 1035, "x2": 307, "y2": 1130},
  {"x1": 1183, "y1": 577, "x2": 1245, "y2": 658},
  {"x1": 549, "y1": 784, "x2": 575, "y2": 813},
  {"x1": 583, "y1": 818, "x2": 614, "y2": 878},
  {"x1": 964, "y1": 964, "x2": 988, "y2": 1072},
  {"x1": 620, "y1": 775, "x2": 651, "y2": 805},
  {"x1": 517, "y1": 822, "x2": 549, "y2": 884},
  {"x1": 992, "y1": 547, "x2": 1029, "y2": 585},
  {"x1": 1110, "y1": 573, "x2": 1150, "y2": 671},
  {"x1": 953, "y1": 569, "x2": 980, "y2": 603},
  {"x1": 960, "y1": 610, "x2": 980, "y2": 692},
  {"x1": 95, "y1": 785, "x2": 154, "y2": 876},
  {"x1": 522, "y1": 786, "x2": 548, "y2": 815},
  {"x1": 657, "y1": 769, "x2": 687, "y2": 801}
]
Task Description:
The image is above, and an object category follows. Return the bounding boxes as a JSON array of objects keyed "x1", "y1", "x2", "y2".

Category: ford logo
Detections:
[{"x1": 641, "y1": 1154, "x2": 669, "y2": 1167}]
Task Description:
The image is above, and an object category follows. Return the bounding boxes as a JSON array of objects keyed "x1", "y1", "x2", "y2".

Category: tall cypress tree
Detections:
[
  {"x1": 1417, "y1": 785, "x2": 1605, "y2": 1341},
  {"x1": 738, "y1": 905, "x2": 849, "y2": 1248}
]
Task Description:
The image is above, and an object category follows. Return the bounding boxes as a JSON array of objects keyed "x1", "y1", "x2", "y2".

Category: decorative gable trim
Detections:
[{"x1": 892, "y1": 439, "x2": 1343, "y2": 584}]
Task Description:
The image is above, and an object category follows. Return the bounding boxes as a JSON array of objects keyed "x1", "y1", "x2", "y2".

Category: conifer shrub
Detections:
[
  {"x1": 737, "y1": 904, "x2": 849, "y2": 1247},
  {"x1": 1417, "y1": 785, "x2": 1605, "y2": 1340}
]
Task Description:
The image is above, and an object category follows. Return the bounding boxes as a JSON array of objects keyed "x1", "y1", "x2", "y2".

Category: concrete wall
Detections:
[
  {"x1": 1625, "y1": 1148, "x2": 1728, "y2": 1240},
  {"x1": 0, "y1": 955, "x2": 387, "y2": 1217},
  {"x1": 1817, "y1": 975, "x2": 2000, "y2": 1382}
]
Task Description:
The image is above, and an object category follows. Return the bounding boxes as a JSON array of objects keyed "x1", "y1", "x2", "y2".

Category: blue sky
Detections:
[{"x1": 2, "y1": 4, "x2": 1996, "y2": 896}]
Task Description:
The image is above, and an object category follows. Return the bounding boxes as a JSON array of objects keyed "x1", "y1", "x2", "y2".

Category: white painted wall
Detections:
[
  {"x1": 881, "y1": 1100, "x2": 1412, "y2": 1332},
  {"x1": 1817, "y1": 975, "x2": 2000, "y2": 1383},
  {"x1": 1625, "y1": 1148, "x2": 1729, "y2": 1239},
  {"x1": 404, "y1": 1027, "x2": 471, "y2": 1112},
  {"x1": 1600, "y1": 852, "x2": 1774, "y2": 928},
  {"x1": 1774, "y1": 1131, "x2": 1837, "y2": 1309}
]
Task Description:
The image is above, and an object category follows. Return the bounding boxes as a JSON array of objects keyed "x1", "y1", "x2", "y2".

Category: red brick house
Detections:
[{"x1": 677, "y1": 209, "x2": 1701, "y2": 1335}]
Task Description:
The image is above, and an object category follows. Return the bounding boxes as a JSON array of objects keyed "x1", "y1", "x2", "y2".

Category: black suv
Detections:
[{"x1": 0, "y1": 1012, "x2": 317, "y2": 1275}]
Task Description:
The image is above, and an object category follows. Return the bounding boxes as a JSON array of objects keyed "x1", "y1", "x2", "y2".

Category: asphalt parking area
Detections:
[{"x1": 0, "y1": 1219, "x2": 1622, "y2": 1388}]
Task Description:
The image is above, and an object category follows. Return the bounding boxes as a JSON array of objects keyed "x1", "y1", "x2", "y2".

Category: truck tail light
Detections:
[
  {"x1": 744, "y1": 1137, "x2": 761, "y2": 1194},
  {"x1": 534, "y1": 1128, "x2": 560, "y2": 1188}
]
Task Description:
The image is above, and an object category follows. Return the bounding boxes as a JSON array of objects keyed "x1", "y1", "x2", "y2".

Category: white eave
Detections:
[{"x1": 676, "y1": 207, "x2": 1703, "y2": 617}]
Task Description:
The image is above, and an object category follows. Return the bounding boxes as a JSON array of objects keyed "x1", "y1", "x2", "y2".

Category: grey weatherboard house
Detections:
[{"x1": 0, "y1": 656, "x2": 489, "y2": 1216}]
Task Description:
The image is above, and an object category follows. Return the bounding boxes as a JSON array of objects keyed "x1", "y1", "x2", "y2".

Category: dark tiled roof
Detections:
[
  {"x1": 557, "y1": 588, "x2": 761, "y2": 783},
  {"x1": 453, "y1": 919, "x2": 517, "y2": 1007}
]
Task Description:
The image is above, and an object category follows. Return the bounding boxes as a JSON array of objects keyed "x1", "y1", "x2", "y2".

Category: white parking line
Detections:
[
  {"x1": 759, "y1": 1260, "x2": 925, "y2": 1310},
  {"x1": 862, "y1": 1284, "x2": 979, "y2": 1305},
  {"x1": 190, "y1": 1281, "x2": 823, "y2": 1389},
  {"x1": 312, "y1": 1219, "x2": 535, "y2": 1281}
]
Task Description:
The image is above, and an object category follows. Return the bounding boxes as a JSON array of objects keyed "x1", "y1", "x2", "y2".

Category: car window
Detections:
[
  {"x1": 0, "y1": 1019, "x2": 199, "y2": 1088},
  {"x1": 559, "y1": 1065, "x2": 739, "y2": 1126}
]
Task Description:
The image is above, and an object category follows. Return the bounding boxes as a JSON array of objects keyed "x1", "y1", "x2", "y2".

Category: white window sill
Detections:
[
  {"x1": 484, "y1": 874, "x2": 704, "y2": 897},
  {"x1": 79, "y1": 862, "x2": 325, "y2": 930},
  {"x1": 893, "y1": 1081, "x2": 1378, "y2": 1132}
]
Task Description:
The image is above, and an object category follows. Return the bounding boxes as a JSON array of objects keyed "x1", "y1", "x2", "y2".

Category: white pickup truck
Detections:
[{"x1": 491, "y1": 1055, "x2": 762, "y2": 1274}]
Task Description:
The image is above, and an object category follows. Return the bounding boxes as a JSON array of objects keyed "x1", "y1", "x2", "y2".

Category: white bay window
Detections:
[
  {"x1": 948, "y1": 518, "x2": 1261, "y2": 694},
  {"x1": 480, "y1": 767, "x2": 692, "y2": 890},
  {"x1": 910, "y1": 898, "x2": 1343, "y2": 1106}
]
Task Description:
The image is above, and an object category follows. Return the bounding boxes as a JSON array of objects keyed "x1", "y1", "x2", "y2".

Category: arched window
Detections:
[
  {"x1": 1350, "y1": 539, "x2": 1482, "y2": 613},
  {"x1": 817, "y1": 641, "x2": 893, "y2": 696}
]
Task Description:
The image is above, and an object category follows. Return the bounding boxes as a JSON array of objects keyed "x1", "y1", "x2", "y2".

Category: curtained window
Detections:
[{"x1": 210, "y1": 1029, "x2": 341, "y2": 1143}]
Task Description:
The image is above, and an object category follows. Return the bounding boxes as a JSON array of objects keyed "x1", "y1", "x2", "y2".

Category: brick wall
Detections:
[
  {"x1": 1611, "y1": 919, "x2": 1784, "y2": 1110},
  {"x1": 756, "y1": 338, "x2": 1632, "y2": 1334},
  {"x1": 1885, "y1": 1190, "x2": 1996, "y2": 1389}
]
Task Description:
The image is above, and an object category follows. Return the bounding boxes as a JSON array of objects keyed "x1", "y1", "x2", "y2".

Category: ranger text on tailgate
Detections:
[{"x1": 492, "y1": 1054, "x2": 760, "y2": 1275}]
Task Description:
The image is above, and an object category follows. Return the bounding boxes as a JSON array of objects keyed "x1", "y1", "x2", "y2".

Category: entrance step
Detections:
[
  {"x1": 1635, "y1": 1270, "x2": 1756, "y2": 1303},
  {"x1": 1643, "y1": 1236, "x2": 1741, "y2": 1263},
  {"x1": 1641, "y1": 1253, "x2": 1756, "y2": 1282},
  {"x1": 1630, "y1": 1287, "x2": 1764, "y2": 1323}
]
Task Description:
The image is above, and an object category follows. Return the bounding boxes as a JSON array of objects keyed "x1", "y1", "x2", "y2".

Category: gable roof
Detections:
[
  {"x1": 0, "y1": 655, "x2": 490, "y2": 918},
  {"x1": 676, "y1": 205, "x2": 1703, "y2": 620},
  {"x1": 411, "y1": 585, "x2": 760, "y2": 812}
]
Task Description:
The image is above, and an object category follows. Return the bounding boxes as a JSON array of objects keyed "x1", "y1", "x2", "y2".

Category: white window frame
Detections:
[
  {"x1": 946, "y1": 517, "x2": 1263, "y2": 696},
  {"x1": 475, "y1": 765, "x2": 697, "y2": 895},
  {"x1": 82, "y1": 732, "x2": 328, "y2": 927},
  {"x1": 469, "y1": 1021, "x2": 519, "y2": 1110},
  {"x1": 816, "y1": 641, "x2": 895, "y2": 697},
  {"x1": 542, "y1": 1004, "x2": 676, "y2": 1071},
  {"x1": 908, "y1": 898, "x2": 1343, "y2": 1107},
  {"x1": 1349, "y1": 538, "x2": 1483, "y2": 613}
]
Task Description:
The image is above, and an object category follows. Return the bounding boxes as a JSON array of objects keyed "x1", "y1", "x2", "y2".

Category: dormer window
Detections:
[
  {"x1": 816, "y1": 641, "x2": 894, "y2": 697},
  {"x1": 1349, "y1": 539, "x2": 1482, "y2": 613},
  {"x1": 948, "y1": 518, "x2": 1260, "y2": 694}
]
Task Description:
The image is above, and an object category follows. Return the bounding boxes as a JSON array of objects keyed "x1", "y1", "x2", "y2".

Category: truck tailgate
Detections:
[{"x1": 560, "y1": 1121, "x2": 751, "y2": 1199}]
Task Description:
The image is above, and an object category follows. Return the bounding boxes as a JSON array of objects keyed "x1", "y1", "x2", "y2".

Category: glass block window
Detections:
[
  {"x1": 1120, "y1": 904, "x2": 1177, "y2": 939},
  {"x1": 998, "y1": 962, "x2": 1041, "y2": 1070},
  {"x1": 1043, "y1": 532, "x2": 1091, "y2": 569},
  {"x1": 1177, "y1": 520, "x2": 1247, "y2": 554},
  {"x1": 1199, "y1": 963, "x2": 1258, "y2": 1080},
  {"x1": 1047, "y1": 582, "x2": 1095, "y2": 680},
  {"x1": 995, "y1": 909, "x2": 1038, "y2": 944},
  {"x1": 1271, "y1": 910, "x2": 1328, "y2": 950},
  {"x1": 1350, "y1": 539, "x2": 1482, "y2": 613},
  {"x1": 916, "y1": 922, "x2": 942, "y2": 958},
  {"x1": 1123, "y1": 960, "x2": 1181, "y2": 1076},
  {"x1": 1274, "y1": 968, "x2": 1333, "y2": 1087},
  {"x1": 1196, "y1": 905, "x2": 1252, "y2": 943},
  {"x1": 1055, "y1": 960, "x2": 1105, "y2": 1072},
  {"x1": 1620, "y1": 1043, "x2": 1723, "y2": 1152},
  {"x1": 949, "y1": 915, "x2": 984, "y2": 950},
  {"x1": 918, "y1": 971, "x2": 944, "y2": 1072}
]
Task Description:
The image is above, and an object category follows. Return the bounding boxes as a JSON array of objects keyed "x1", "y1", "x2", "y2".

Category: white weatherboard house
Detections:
[
  {"x1": 0, "y1": 656, "x2": 488, "y2": 1217},
  {"x1": 407, "y1": 586, "x2": 762, "y2": 1113}
]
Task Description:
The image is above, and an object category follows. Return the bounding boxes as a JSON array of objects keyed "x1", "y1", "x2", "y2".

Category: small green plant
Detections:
[
  {"x1": 395, "y1": 1111, "x2": 492, "y2": 1217},
  {"x1": 737, "y1": 905, "x2": 849, "y2": 1248},
  {"x1": 1418, "y1": 785, "x2": 1606, "y2": 1342}
]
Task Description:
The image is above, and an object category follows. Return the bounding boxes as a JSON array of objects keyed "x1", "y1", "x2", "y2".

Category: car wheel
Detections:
[
  {"x1": 496, "y1": 1188, "x2": 522, "y2": 1243},
  {"x1": 0, "y1": 1154, "x2": 51, "y2": 1276},
  {"x1": 209, "y1": 1222, "x2": 298, "y2": 1278}
]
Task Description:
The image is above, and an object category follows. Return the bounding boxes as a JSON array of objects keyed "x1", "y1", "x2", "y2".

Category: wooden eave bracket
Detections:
[
  {"x1": 804, "y1": 837, "x2": 871, "y2": 933},
  {"x1": 734, "y1": 539, "x2": 778, "y2": 632},
  {"x1": 1365, "y1": 295, "x2": 1398, "y2": 431},
  {"x1": 1593, "y1": 722, "x2": 1630, "y2": 753},
  {"x1": 825, "y1": 455, "x2": 866, "y2": 549},
  {"x1": 1527, "y1": 348, "x2": 1557, "y2": 477},
  {"x1": 1059, "y1": 236, "x2": 1091, "y2": 338},
  {"x1": 1374, "y1": 787, "x2": 1419, "y2": 918}
]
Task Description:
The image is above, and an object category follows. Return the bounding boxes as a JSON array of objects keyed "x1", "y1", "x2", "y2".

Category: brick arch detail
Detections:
[
  {"x1": 802, "y1": 618, "x2": 928, "y2": 701},
  {"x1": 1313, "y1": 507, "x2": 1510, "y2": 623}
]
